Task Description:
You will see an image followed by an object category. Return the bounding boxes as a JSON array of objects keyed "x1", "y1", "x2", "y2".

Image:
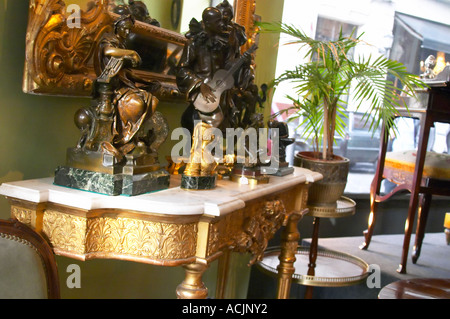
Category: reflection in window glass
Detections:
[
  {"x1": 276, "y1": 1, "x2": 450, "y2": 195},
  {"x1": 315, "y1": 16, "x2": 358, "y2": 41}
]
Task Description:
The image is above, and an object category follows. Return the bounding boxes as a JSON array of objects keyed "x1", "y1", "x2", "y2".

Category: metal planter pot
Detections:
[{"x1": 294, "y1": 151, "x2": 349, "y2": 208}]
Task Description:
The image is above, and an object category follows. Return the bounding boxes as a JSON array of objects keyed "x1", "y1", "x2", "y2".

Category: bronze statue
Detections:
[
  {"x1": 54, "y1": 13, "x2": 170, "y2": 196},
  {"x1": 128, "y1": 0, "x2": 161, "y2": 26},
  {"x1": 216, "y1": 0, "x2": 258, "y2": 130},
  {"x1": 111, "y1": 0, "x2": 160, "y2": 26},
  {"x1": 176, "y1": 6, "x2": 256, "y2": 189},
  {"x1": 94, "y1": 14, "x2": 160, "y2": 159},
  {"x1": 266, "y1": 120, "x2": 295, "y2": 176},
  {"x1": 111, "y1": 2, "x2": 166, "y2": 74},
  {"x1": 216, "y1": 0, "x2": 247, "y2": 61}
]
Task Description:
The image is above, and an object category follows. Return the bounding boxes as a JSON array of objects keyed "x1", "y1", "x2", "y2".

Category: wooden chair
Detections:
[
  {"x1": 0, "y1": 219, "x2": 60, "y2": 299},
  {"x1": 360, "y1": 80, "x2": 450, "y2": 274}
]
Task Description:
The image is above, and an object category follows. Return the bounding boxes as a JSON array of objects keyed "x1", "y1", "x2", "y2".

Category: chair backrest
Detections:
[{"x1": 0, "y1": 219, "x2": 60, "y2": 299}]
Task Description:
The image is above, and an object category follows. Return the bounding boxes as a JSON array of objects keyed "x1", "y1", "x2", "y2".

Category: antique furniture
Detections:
[
  {"x1": 23, "y1": 0, "x2": 186, "y2": 99},
  {"x1": 378, "y1": 278, "x2": 450, "y2": 299},
  {"x1": 0, "y1": 218, "x2": 60, "y2": 299},
  {"x1": 302, "y1": 197, "x2": 362, "y2": 298},
  {"x1": 360, "y1": 67, "x2": 450, "y2": 274},
  {"x1": 0, "y1": 167, "x2": 322, "y2": 299},
  {"x1": 23, "y1": 0, "x2": 257, "y2": 99},
  {"x1": 176, "y1": 3, "x2": 263, "y2": 190},
  {"x1": 258, "y1": 196, "x2": 369, "y2": 299}
]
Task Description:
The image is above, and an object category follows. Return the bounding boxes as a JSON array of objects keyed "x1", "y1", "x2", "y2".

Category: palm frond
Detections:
[{"x1": 258, "y1": 21, "x2": 426, "y2": 158}]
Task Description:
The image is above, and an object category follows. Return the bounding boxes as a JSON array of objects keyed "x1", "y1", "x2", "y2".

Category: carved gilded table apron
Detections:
[{"x1": 0, "y1": 167, "x2": 321, "y2": 299}]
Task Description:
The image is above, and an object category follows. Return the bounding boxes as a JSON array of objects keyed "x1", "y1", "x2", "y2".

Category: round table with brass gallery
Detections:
[{"x1": 258, "y1": 196, "x2": 371, "y2": 298}]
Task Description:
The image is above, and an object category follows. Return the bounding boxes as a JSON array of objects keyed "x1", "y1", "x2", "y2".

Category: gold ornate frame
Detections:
[{"x1": 23, "y1": 0, "x2": 257, "y2": 100}]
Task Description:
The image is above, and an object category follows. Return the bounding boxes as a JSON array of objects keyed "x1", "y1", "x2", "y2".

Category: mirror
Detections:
[{"x1": 23, "y1": 0, "x2": 257, "y2": 100}]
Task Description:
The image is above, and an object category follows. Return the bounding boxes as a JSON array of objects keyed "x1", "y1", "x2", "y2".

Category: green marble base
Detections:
[
  {"x1": 122, "y1": 169, "x2": 170, "y2": 196},
  {"x1": 54, "y1": 166, "x2": 170, "y2": 196},
  {"x1": 181, "y1": 175, "x2": 217, "y2": 190}
]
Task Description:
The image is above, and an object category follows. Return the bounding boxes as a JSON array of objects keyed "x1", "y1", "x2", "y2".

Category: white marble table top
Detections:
[{"x1": 0, "y1": 167, "x2": 322, "y2": 217}]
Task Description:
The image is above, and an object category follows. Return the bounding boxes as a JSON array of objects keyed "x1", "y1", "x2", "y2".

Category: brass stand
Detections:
[
  {"x1": 258, "y1": 247, "x2": 369, "y2": 290},
  {"x1": 276, "y1": 211, "x2": 305, "y2": 298},
  {"x1": 304, "y1": 196, "x2": 357, "y2": 298},
  {"x1": 256, "y1": 196, "x2": 369, "y2": 299},
  {"x1": 2, "y1": 168, "x2": 320, "y2": 299}
]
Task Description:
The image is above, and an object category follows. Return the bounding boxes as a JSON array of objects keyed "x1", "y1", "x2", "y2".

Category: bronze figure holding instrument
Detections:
[
  {"x1": 176, "y1": 5, "x2": 255, "y2": 189},
  {"x1": 54, "y1": 11, "x2": 170, "y2": 196}
]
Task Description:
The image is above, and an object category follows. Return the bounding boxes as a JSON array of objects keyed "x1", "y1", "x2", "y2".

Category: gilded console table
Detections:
[{"x1": 0, "y1": 167, "x2": 321, "y2": 299}]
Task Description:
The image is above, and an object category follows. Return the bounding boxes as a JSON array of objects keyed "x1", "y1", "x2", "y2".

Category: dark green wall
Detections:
[{"x1": 0, "y1": 0, "x2": 284, "y2": 299}]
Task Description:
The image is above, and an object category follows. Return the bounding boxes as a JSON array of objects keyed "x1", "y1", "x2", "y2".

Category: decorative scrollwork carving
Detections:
[
  {"x1": 43, "y1": 210, "x2": 87, "y2": 254},
  {"x1": 85, "y1": 217, "x2": 198, "y2": 260},
  {"x1": 41, "y1": 209, "x2": 198, "y2": 261},
  {"x1": 24, "y1": 0, "x2": 112, "y2": 96},
  {"x1": 11, "y1": 206, "x2": 33, "y2": 226}
]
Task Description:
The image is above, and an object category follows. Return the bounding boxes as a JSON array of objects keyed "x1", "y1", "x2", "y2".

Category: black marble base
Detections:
[
  {"x1": 273, "y1": 166, "x2": 295, "y2": 176},
  {"x1": 181, "y1": 175, "x2": 217, "y2": 190},
  {"x1": 54, "y1": 166, "x2": 170, "y2": 196}
]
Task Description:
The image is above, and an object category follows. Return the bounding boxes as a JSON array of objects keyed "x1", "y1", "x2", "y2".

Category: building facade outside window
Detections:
[{"x1": 273, "y1": 0, "x2": 450, "y2": 195}]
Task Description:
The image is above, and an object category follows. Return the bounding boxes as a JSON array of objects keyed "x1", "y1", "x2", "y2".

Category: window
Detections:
[
  {"x1": 315, "y1": 16, "x2": 358, "y2": 41},
  {"x1": 274, "y1": 0, "x2": 450, "y2": 195}
]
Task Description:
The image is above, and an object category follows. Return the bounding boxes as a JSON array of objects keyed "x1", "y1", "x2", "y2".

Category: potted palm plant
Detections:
[{"x1": 259, "y1": 22, "x2": 425, "y2": 208}]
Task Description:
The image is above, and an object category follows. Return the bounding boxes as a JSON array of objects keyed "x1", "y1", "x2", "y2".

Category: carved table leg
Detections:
[
  {"x1": 305, "y1": 217, "x2": 320, "y2": 299},
  {"x1": 276, "y1": 211, "x2": 303, "y2": 299},
  {"x1": 176, "y1": 262, "x2": 209, "y2": 299},
  {"x1": 412, "y1": 193, "x2": 431, "y2": 264},
  {"x1": 215, "y1": 249, "x2": 231, "y2": 299}
]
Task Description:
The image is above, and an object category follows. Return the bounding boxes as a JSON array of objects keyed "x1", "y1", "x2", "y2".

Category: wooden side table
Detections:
[
  {"x1": 257, "y1": 196, "x2": 370, "y2": 299},
  {"x1": 0, "y1": 167, "x2": 321, "y2": 299},
  {"x1": 379, "y1": 278, "x2": 450, "y2": 299},
  {"x1": 360, "y1": 76, "x2": 450, "y2": 274},
  {"x1": 303, "y1": 197, "x2": 365, "y2": 298}
]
